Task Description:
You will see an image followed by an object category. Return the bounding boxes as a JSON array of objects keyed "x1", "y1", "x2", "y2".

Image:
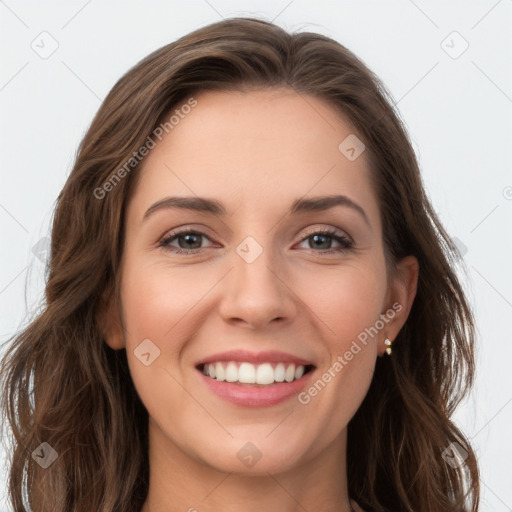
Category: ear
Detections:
[
  {"x1": 97, "y1": 287, "x2": 126, "y2": 350},
  {"x1": 378, "y1": 255, "x2": 419, "y2": 357}
]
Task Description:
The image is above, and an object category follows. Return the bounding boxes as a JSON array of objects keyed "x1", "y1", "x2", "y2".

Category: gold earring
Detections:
[{"x1": 384, "y1": 338, "x2": 393, "y2": 355}]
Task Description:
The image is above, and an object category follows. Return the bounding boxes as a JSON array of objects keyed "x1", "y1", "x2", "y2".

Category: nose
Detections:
[{"x1": 218, "y1": 245, "x2": 298, "y2": 330}]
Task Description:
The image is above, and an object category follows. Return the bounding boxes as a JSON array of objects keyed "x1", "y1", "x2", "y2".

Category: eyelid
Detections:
[
  {"x1": 299, "y1": 224, "x2": 353, "y2": 244},
  {"x1": 158, "y1": 224, "x2": 216, "y2": 242}
]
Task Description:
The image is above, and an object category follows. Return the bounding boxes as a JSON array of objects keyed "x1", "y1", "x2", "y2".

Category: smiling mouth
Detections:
[{"x1": 196, "y1": 361, "x2": 315, "y2": 386}]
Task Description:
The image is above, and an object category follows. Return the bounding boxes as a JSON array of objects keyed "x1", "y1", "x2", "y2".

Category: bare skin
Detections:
[{"x1": 102, "y1": 88, "x2": 419, "y2": 512}]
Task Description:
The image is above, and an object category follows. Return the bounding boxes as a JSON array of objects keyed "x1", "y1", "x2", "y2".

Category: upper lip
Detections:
[{"x1": 196, "y1": 349, "x2": 315, "y2": 367}]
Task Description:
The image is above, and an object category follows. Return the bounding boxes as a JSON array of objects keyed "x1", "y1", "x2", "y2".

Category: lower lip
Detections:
[{"x1": 198, "y1": 368, "x2": 315, "y2": 408}]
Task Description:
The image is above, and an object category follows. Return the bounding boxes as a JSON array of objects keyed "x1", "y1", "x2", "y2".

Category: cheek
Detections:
[
  {"x1": 120, "y1": 260, "x2": 200, "y2": 343},
  {"x1": 301, "y1": 262, "x2": 387, "y2": 345},
  {"x1": 295, "y1": 267, "x2": 383, "y2": 430},
  {"x1": 119, "y1": 262, "x2": 203, "y2": 425}
]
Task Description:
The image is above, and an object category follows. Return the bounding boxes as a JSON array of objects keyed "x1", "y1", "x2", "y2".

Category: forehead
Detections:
[{"x1": 127, "y1": 88, "x2": 380, "y2": 227}]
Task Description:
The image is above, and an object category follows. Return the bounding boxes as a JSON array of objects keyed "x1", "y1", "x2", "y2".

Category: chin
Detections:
[{"x1": 190, "y1": 432, "x2": 311, "y2": 476}]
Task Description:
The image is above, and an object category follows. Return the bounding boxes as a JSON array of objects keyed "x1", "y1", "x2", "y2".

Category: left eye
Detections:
[
  {"x1": 158, "y1": 229, "x2": 354, "y2": 255},
  {"x1": 296, "y1": 230, "x2": 354, "y2": 253}
]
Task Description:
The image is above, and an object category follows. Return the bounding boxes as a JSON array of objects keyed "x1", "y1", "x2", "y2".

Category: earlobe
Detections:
[{"x1": 379, "y1": 255, "x2": 419, "y2": 356}]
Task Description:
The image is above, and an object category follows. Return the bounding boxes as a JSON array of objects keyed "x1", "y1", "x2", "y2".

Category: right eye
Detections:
[{"x1": 158, "y1": 230, "x2": 214, "y2": 254}]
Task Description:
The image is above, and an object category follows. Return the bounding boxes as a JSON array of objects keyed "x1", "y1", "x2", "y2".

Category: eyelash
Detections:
[{"x1": 157, "y1": 227, "x2": 354, "y2": 256}]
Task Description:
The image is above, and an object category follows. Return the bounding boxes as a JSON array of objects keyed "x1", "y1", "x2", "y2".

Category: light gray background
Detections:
[{"x1": 1, "y1": 1, "x2": 511, "y2": 510}]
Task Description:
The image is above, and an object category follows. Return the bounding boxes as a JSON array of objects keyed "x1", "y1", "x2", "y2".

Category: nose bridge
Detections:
[
  {"x1": 236, "y1": 236, "x2": 279, "y2": 289},
  {"x1": 218, "y1": 232, "x2": 297, "y2": 327}
]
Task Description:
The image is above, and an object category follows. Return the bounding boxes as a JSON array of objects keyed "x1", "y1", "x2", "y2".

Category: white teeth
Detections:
[
  {"x1": 202, "y1": 361, "x2": 310, "y2": 385},
  {"x1": 238, "y1": 362, "x2": 256, "y2": 383},
  {"x1": 294, "y1": 365, "x2": 305, "y2": 380},
  {"x1": 256, "y1": 363, "x2": 274, "y2": 385},
  {"x1": 215, "y1": 362, "x2": 225, "y2": 382},
  {"x1": 284, "y1": 364, "x2": 295, "y2": 382},
  {"x1": 225, "y1": 362, "x2": 238, "y2": 382},
  {"x1": 274, "y1": 363, "x2": 285, "y2": 382}
]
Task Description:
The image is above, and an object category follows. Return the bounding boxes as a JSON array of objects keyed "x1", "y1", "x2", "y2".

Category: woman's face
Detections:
[{"x1": 105, "y1": 88, "x2": 417, "y2": 475}]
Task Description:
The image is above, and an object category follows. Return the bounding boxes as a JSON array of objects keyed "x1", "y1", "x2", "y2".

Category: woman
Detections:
[{"x1": 0, "y1": 17, "x2": 479, "y2": 512}]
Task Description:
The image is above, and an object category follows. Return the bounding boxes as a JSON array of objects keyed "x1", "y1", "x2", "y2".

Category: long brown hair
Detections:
[{"x1": 0, "y1": 17, "x2": 479, "y2": 512}]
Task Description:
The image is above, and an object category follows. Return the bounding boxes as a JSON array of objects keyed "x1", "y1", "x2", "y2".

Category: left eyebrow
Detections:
[{"x1": 142, "y1": 194, "x2": 371, "y2": 228}]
